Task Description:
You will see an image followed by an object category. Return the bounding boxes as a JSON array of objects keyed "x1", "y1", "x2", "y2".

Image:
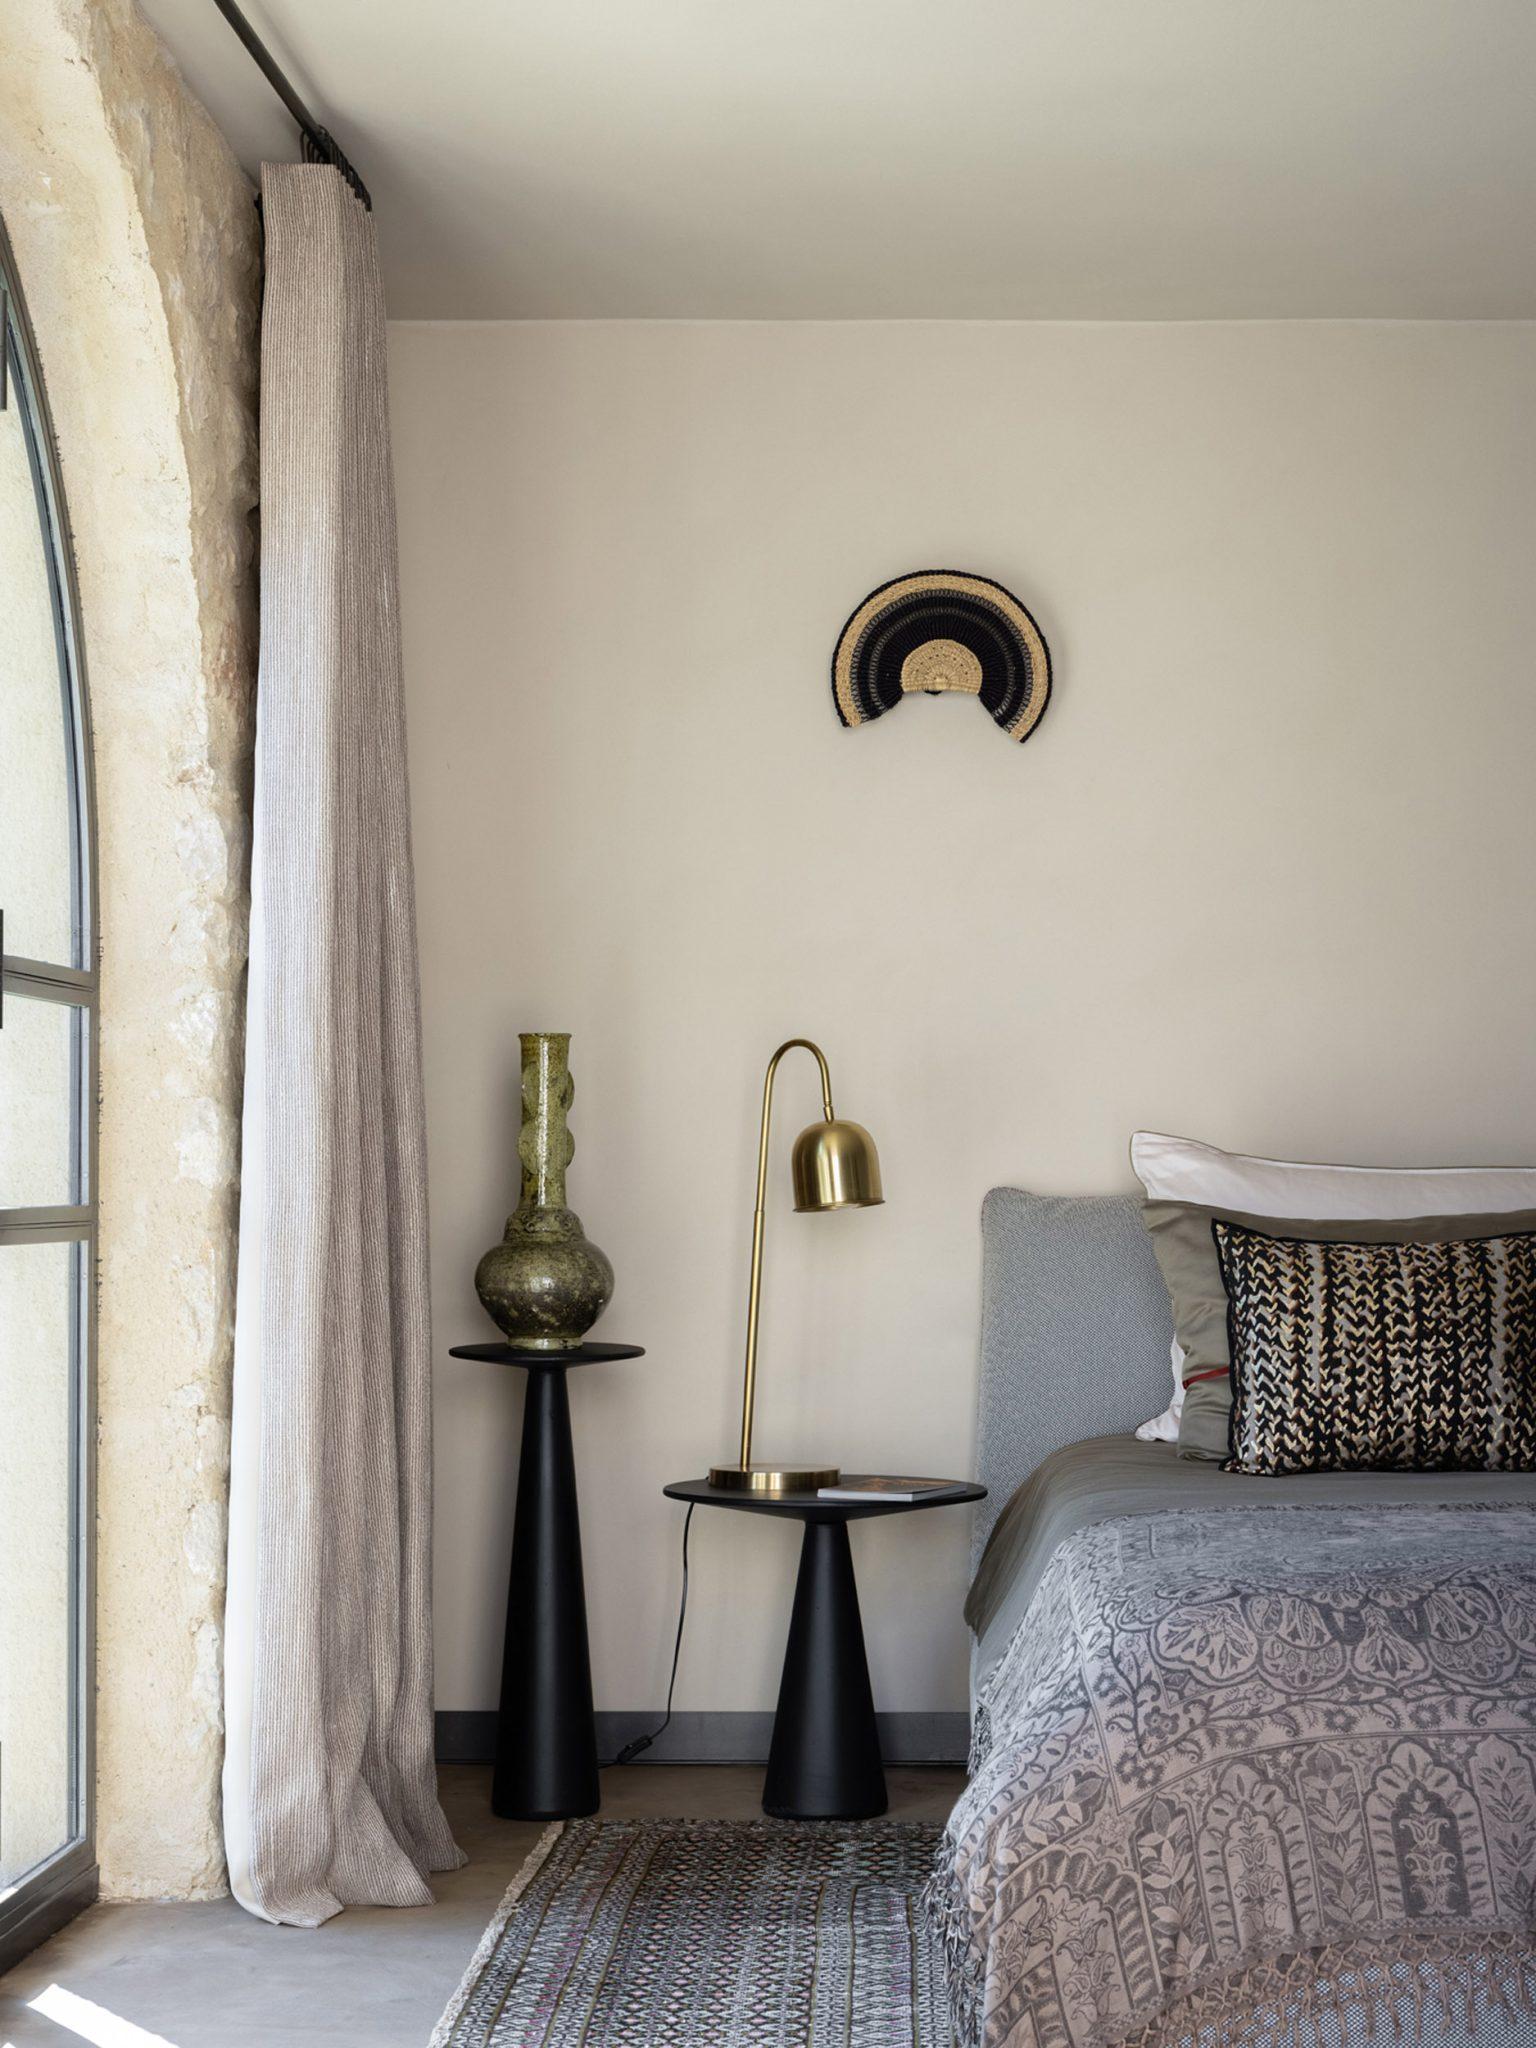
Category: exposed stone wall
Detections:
[{"x1": 0, "y1": 0, "x2": 258, "y2": 1897}]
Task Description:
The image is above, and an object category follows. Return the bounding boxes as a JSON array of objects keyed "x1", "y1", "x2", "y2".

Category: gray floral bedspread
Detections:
[{"x1": 928, "y1": 1505, "x2": 1536, "y2": 2048}]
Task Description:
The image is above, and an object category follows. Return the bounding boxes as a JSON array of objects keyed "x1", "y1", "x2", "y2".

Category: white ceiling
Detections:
[{"x1": 140, "y1": 0, "x2": 1536, "y2": 320}]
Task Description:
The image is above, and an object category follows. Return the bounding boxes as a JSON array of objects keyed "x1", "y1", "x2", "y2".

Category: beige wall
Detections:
[{"x1": 389, "y1": 319, "x2": 1536, "y2": 1719}]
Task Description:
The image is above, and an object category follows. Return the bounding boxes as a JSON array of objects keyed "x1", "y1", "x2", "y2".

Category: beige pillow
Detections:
[{"x1": 1141, "y1": 1200, "x2": 1536, "y2": 1461}]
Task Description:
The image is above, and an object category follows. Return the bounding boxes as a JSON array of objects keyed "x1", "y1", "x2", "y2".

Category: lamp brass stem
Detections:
[
  {"x1": 710, "y1": 1039, "x2": 880, "y2": 1492},
  {"x1": 739, "y1": 1039, "x2": 834, "y2": 1471}
]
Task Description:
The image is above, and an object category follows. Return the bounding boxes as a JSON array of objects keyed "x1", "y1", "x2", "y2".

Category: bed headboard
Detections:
[{"x1": 971, "y1": 1188, "x2": 1175, "y2": 1564}]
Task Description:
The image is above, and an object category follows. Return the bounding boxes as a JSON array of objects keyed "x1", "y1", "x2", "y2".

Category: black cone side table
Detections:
[
  {"x1": 663, "y1": 1477, "x2": 985, "y2": 1820},
  {"x1": 453, "y1": 1340, "x2": 643, "y2": 1820}
]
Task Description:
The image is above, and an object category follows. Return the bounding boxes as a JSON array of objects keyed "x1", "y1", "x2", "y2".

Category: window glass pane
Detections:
[
  {"x1": 0, "y1": 1238, "x2": 77, "y2": 1884},
  {"x1": 0, "y1": 996, "x2": 78, "y2": 1208},
  {"x1": 0, "y1": 333, "x2": 76, "y2": 968}
]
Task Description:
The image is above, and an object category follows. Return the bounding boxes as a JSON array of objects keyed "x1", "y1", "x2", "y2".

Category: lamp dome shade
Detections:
[{"x1": 791, "y1": 1118, "x2": 884, "y2": 1212}]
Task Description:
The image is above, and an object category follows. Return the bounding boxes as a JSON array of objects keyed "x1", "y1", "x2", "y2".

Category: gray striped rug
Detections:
[{"x1": 430, "y1": 1817, "x2": 953, "y2": 2047}]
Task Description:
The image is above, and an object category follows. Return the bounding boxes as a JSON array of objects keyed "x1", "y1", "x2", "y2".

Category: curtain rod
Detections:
[{"x1": 209, "y1": 0, "x2": 372, "y2": 209}]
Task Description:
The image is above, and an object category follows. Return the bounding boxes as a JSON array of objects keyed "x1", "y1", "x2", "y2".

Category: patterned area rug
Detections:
[{"x1": 430, "y1": 1816, "x2": 953, "y2": 2047}]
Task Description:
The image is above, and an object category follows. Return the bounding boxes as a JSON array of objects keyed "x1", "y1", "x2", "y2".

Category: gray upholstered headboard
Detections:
[{"x1": 971, "y1": 1189, "x2": 1175, "y2": 1564}]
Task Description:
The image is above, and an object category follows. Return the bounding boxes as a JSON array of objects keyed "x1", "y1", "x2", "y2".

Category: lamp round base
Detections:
[{"x1": 707, "y1": 1462, "x2": 840, "y2": 1494}]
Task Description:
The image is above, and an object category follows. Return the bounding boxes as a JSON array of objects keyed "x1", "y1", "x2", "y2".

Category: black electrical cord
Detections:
[{"x1": 606, "y1": 1504, "x2": 694, "y2": 1767}]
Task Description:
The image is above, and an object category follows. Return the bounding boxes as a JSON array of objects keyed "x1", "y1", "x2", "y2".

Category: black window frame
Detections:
[{"x1": 0, "y1": 204, "x2": 100, "y2": 1974}]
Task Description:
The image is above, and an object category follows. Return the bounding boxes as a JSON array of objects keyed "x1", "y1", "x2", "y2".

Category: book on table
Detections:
[{"x1": 816, "y1": 1476, "x2": 967, "y2": 1503}]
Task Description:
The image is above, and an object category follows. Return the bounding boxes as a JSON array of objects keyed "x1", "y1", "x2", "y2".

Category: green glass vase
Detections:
[{"x1": 474, "y1": 1032, "x2": 614, "y2": 1350}]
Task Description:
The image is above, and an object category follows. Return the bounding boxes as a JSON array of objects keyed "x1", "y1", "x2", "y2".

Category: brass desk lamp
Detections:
[{"x1": 708, "y1": 1039, "x2": 884, "y2": 1493}]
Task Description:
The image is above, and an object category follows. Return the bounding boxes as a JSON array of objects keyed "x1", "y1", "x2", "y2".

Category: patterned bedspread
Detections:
[{"x1": 928, "y1": 1505, "x2": 1536, "y2": 2048}]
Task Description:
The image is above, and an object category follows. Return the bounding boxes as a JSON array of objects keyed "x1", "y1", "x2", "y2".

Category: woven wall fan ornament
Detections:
[{"x1": 831, "y1": 570, "x2": 1051, "y2": 743}]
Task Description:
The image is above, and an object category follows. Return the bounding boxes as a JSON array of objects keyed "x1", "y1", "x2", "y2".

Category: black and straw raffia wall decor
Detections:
[{"x1": 831, "y1": 570, "x2": 1051, "y2": 743}]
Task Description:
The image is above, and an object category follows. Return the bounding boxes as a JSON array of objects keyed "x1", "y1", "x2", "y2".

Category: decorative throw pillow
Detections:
[
  {"x1": 1213, "y1": 1218, "x2": 1536, "y2": 1476},
  {"x1": 1130, "y1": 1130, "x2": 1536, "y2": 1455},
  {"x1": 1142, "y1": 1201, "x2": 1536, "y2": 1461}
]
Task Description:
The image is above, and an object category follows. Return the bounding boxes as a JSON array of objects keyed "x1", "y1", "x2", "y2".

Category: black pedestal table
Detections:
[
  {"x1": 662, "y1": 1477, "x2": 985, "y2": 1820},
  {"x1": 452, "y1": 1340, "x2": 644, "y2": 1821}
]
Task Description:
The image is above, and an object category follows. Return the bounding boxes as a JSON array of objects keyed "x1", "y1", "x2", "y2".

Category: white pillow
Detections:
[
  {"x1": 1128, "y1": 1131, "x2": 1536, "y2": 1442},
  {"x1": 1131, "y1": 1130, "x2": 1536, "y2": 1218},
  {"x1": 1134, "y1": 1353, "x2": 1184, "y2": 1444}
]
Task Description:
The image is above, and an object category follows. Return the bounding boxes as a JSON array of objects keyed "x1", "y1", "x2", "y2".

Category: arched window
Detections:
[{"x1": 0, "y1": 210, "x2": 98, "y2": 1963}]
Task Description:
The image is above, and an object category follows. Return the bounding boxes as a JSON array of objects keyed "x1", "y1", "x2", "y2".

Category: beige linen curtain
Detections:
[{"x1": 223, "y1": 163, "x2": 462, "y2": 1926}]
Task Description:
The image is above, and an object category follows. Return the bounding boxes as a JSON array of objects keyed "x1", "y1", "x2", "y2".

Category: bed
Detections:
[{"x1": 930, "y1": 1189, "x2": 1536, "y2": 2048}]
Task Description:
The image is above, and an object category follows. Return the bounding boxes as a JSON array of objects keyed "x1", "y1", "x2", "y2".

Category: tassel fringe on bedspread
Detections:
[
  {"x1": 1119, "y1": 1939, "x2": 1536, "y2": 2048},
  {"x1": 927, "y1": 1866, "x2": 1536, "y2": 2048}
]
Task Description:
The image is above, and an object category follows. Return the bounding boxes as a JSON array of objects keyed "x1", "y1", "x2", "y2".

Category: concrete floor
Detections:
[{"x1": 0, "y1": 1763, "x2": 964, "y2": 2048}]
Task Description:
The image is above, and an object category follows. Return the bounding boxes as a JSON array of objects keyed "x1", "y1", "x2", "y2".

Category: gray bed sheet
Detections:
[{"x1": 969, "y1": 1433, "x2": 1536, "y2": 1691}]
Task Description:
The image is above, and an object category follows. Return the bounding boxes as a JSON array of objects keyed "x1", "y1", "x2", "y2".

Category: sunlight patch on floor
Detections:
[{"x1": 24, "y1": 1986, "x2": 181, "y2": 2048}]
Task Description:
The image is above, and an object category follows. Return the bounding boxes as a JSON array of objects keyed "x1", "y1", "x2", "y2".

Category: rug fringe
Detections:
[{"x1": 427, "y1": 1820, "x2": 565, "y2": 2048}]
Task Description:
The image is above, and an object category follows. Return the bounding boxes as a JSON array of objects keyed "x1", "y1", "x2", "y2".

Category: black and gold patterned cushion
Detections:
[{"x1": 1213, "y1": 1218, "x2": 1536, "y2": 1475}]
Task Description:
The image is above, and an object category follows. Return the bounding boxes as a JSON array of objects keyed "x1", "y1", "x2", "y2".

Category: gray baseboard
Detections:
[{"x1": 436, "y1": 1709, "x2": 969, "y2": 1768}]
